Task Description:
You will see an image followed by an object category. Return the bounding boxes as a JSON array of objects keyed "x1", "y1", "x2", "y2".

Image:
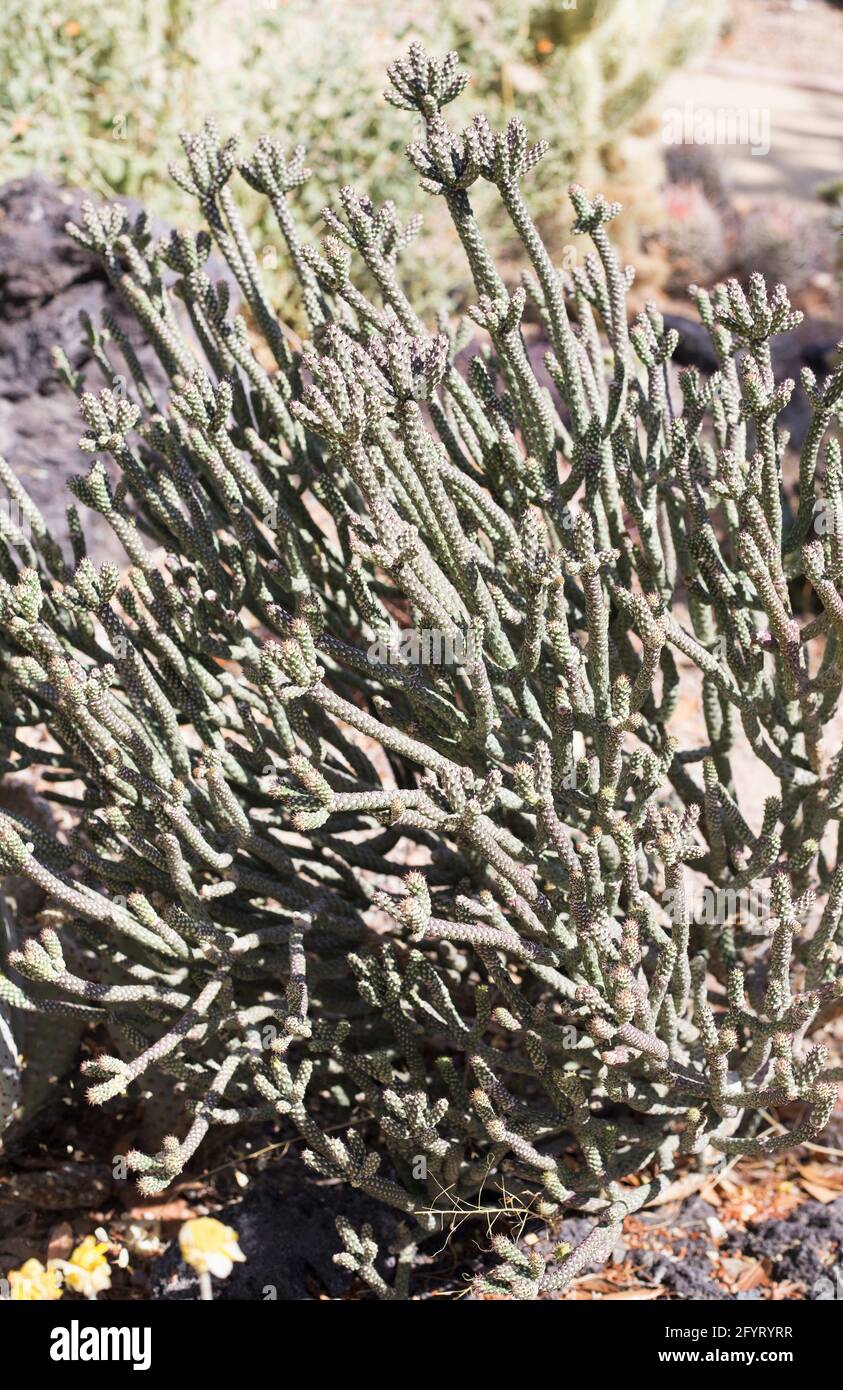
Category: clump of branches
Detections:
[{"x1": 1, "y1": 43, "x2": 842, "y2": 1299}]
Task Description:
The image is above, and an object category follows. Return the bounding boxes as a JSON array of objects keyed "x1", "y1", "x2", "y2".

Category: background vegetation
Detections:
[{"x1": 0, "y1": 0, "x2": 725, "y2": 315}]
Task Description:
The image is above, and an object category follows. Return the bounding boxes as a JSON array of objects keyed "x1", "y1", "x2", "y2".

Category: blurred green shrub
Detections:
[{"x1": 1, "y1": 0, "x2": 724, "y2": 316}]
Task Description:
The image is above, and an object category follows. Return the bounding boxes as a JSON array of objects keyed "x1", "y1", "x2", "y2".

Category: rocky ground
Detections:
[
  {"x1": 2, "y1": 1072, "x2": 843, "y2": 1299},
  {"x1": 0, "y1": 173, "x2": 238, "y2": 569}
]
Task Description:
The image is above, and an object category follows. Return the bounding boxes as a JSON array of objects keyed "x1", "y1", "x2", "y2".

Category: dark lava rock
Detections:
[
  {"x1": 632, "y1": 1246, "x2": 728, "y2": 1300},
  {"x1": 662, "y1": 313, "x2": 720, "y2": 374},
  {"x1": 724, "y1": 1196, "x2": 843, "y2": 1298},
  {"x1": 0, "y1": 173, "x2": 236, "y2": 568},
  {"x1": 0, "y1": 175, "x2": 135, "y2": 568},
  {"x1": 663, "y1": 311, "x2": 842, "y2": 451},
  {"x1": 150, "y1": 1180, "x2": 401, "y2": 1301},
  {"x1": 0, "y1": 173, "x2": 109, "y2": 400},
  {"x1": 642, "y1": 1193, "x2": 720, "y2": 1230},
  {"x1": 509, "y1": 1193, "x2": 843, "y2": 1301},
  {"x1": 148, "y1": 1185, "x2": 843, "y2": 1301}
]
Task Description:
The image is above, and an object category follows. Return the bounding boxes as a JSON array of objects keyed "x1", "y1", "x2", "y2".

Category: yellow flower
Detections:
[
  {"x1": 179, "y1": 1217, "x2": 246, "y2": 1279},
  {"x1": 60, "y1": 1235, "x2": 112, "y2": 1297},
  {"x1": 8, "y1": 1258, "x2": 63, "y2": 1301}
]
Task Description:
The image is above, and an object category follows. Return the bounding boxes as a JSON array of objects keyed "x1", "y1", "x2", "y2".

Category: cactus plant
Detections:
[{"x1": 0, "y1": 42, "x2": 842, "y2": 1299}]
